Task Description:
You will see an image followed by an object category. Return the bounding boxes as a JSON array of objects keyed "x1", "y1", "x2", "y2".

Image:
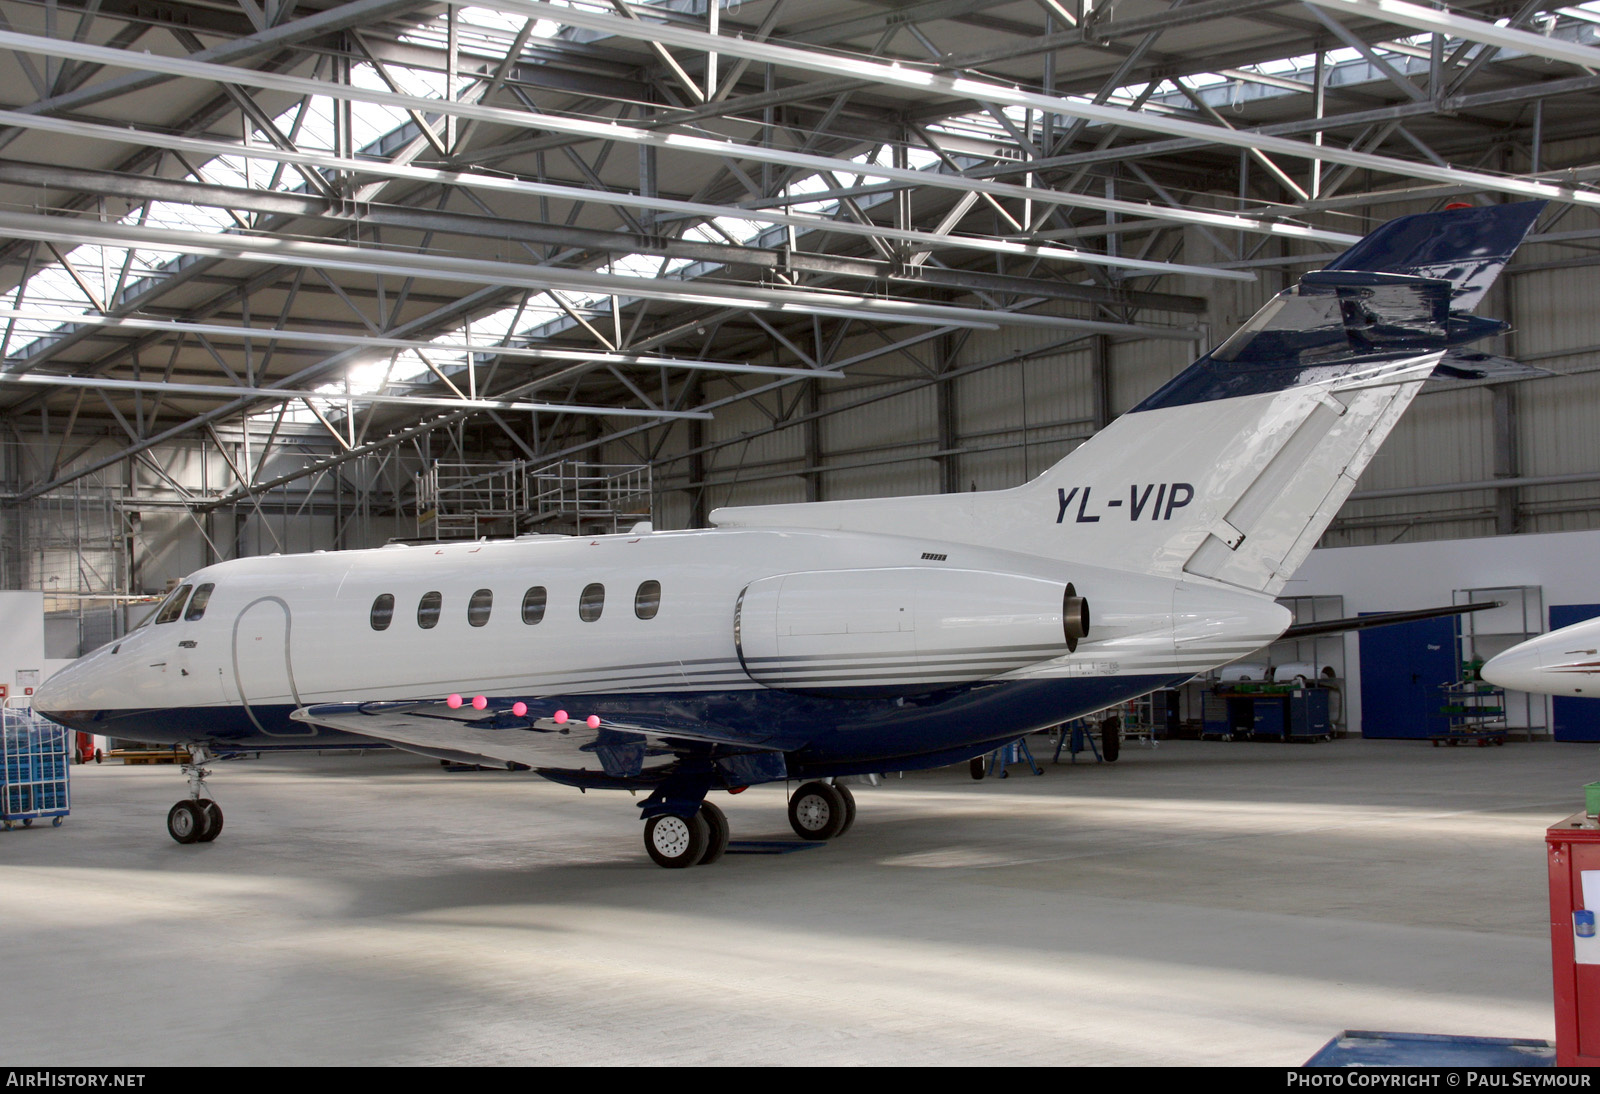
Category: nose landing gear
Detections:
[{"x1": 166, "y1": 745, "x2": 224, "y2": 845}]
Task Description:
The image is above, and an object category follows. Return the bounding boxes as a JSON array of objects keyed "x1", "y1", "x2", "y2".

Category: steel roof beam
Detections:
[
  {"x1": 4, "y1": 282, "x2": 513, "y2": 503},
  {"x1": 0, "y1": 307, "x2": 835, "y2": 379},
  {"x1": 0, "y1": 373, "x2": 714, "y2": 419},
  {"x1": 0, "y1": 209, "x2": 1202, "y2": 339},
  {"x1": 495, "y1": 0, "x2": 1600, "y2": 209},
  {"x1": 0, "y1": 0, "x2": 433, "y2": 124},
  {"x1": 1017, "y1": 68, "x2": 1600, "y2": 174},
  {"x1": 0, "y1": 109, "x2": 1263, "y2": 283},
  {"x1": 1299, "y1": 0, "x2": 1600, "y2": 71},
  {"x1": 0, "y1": 28, "x2": 1361, "y2": 245}
]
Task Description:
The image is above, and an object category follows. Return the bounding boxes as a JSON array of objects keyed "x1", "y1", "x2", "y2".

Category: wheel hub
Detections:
[
  {"x1": 796, "y1": 795, "x2": 830, "y2": 831},
  {"x1": 651, "y1": 815, "x2": 692, "y2": 856}
]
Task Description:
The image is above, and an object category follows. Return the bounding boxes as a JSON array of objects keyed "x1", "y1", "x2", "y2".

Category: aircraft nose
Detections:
[
  {"x1": 31, "y1": 671, "x2": 62, "y2": 713},
  {"x1": 1480, "y1": 643, "x2": 1544, "y2": 693},
  {"x1": 30, "y1": 659, "x2": 95, "y2": 731}
]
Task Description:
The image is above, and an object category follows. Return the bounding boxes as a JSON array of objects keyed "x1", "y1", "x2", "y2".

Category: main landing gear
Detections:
[
  {"x1": 639, "y1": 780, "x2": 857, "y2": 868},
  {"x1": 166, "y1": 745, "x2": 224, "y2": 845},
  {"x1": 643, "y1": 800, "x2": 730, "y2": 868},
  {"x1": 787, "y1": 780, "x2": 856, "y2": 841}
]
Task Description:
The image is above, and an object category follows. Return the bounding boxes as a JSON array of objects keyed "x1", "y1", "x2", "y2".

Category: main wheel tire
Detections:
[
  {"x1": 167, "y1": 800, "x2": 205, "y2": 844},
  {"x1": 1101, "y1": 718, "x2": 1121, "y2": 762},
  {"x1": 197, "y1": 799, "x2": 224, "y2": 843},
  {"x1": 788, "y1": 781, "x2": 847, "y2": 841},
  {"x1": 969, "y1": 757, "x2": 986, "y2": 780},
  {"x1": 644, "y1": 812, "x2": 709, "y2": 868},
  {"x1": 697, "y1": 801, "x2": 730, "y2": 865}
]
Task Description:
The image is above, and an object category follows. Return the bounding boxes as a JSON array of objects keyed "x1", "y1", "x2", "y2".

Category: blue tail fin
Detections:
[{"x1": 711, "y1": 202, "x2": 1545, "y2": 595}]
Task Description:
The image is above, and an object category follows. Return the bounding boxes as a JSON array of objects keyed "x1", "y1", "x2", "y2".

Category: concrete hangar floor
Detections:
[{"x1": 1, "y1": 737, "x2": 1568, "y2": 1066}]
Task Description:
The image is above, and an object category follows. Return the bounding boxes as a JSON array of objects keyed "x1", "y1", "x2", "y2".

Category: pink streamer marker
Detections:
[{"x1": 446, "y1": 694, "x2": 462, "y2": 709}]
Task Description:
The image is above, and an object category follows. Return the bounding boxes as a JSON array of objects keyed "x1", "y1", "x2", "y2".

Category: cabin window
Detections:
[
  {"x1": 417, "y1": 591, "x2": 442, "y2": 629},
  {"x1": 155, "y1": 585, "x2": 193, "y2": 625},
  {"x1": 521, "y1": 586, "x2": 547, "y2": 625},
  {"x1": 579, "y1": 583, "x2": 605, "y2": 622},
  {"x1": 468, "y1": 588, "x2": 493, "y2": 627},
  {"x1": 634, "y1": 580, "x2": 661, "y2": 620},
  {"x1": 370, "y1": 593, "x2": 395, "y2": 631},
  {"x1": 184, "y1": 584, "x2": 215, "y2": 622}
]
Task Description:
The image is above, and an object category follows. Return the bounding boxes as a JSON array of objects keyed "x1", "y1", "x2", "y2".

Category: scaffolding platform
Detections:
[{"x1": 416, "y1": 459, "x2": 652, "y2": 539}]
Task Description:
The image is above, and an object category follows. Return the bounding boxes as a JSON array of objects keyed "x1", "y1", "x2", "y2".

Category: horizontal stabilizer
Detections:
[
  {"x1": 1323, "y1": 200, "x2": 1544, "y2": 310},
  {"x1": 1430, "y1": 351, "x2": 1552, "y2": 383}
]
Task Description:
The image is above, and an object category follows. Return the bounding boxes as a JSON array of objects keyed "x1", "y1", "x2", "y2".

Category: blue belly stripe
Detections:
[{"x1": 42, "y1": 673, "x2": 1183, "y2": 781}]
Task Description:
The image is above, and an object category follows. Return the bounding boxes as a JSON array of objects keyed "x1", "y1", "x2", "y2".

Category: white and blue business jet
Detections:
[{"x1": 35, "y1": 202, "x2": 1545, "y2": 867}]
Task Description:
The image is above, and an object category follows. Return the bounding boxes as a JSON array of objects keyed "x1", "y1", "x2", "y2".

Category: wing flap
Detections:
[{"x1": 291, "y1": 698, "x2": 781, "y2": 777}]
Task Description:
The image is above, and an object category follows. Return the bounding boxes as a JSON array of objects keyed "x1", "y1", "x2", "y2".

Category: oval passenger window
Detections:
[
  {"x1": 468, "y1": 588, "x2": 493, "y2": 627},
  {"x1": 370, "y1": 593, "x2": 395, "y2": 631},
  {"x1": 634, "y1": 580, "x2": 661, "y2": 620},
  {"x1": 522, "y1": 586, "x2": 547, "y2": 625},
  {"x1": 579, "y1": 583, "x2": 605, "y2": 623},
  {"x1": 417, "y1": 591, "x2": 442, "y2": 629}
]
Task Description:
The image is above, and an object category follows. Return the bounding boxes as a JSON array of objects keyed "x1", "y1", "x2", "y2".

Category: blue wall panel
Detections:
[{"x1": 1552, "y1": 604, "x2": 1600, "y2": 742}]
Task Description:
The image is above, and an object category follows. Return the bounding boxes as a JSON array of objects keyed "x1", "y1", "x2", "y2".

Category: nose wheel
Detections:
[
  {"x1": 788, "y1": 780, "x2": 856, "y2": 841},
  {"x1": 167, "y1": 746, "x2": 224, "y2": 844}
]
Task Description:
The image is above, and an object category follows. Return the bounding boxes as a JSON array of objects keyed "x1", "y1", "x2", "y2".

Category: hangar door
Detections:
[
  {"x1": 1552, "y1": 604, "x2": 1600, "y2": 743},
  {"x1": 1358, "y1": 615, "x2": 1456, "y2": 739}
]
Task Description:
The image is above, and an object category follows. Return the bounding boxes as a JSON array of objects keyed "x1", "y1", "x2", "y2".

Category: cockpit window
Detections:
[
  {"x1": 155, "y1": 585, "x2": 193, "y2": 625},
  {"x1": 184, "y1": 584, "x2": 215, "y2": 622}
]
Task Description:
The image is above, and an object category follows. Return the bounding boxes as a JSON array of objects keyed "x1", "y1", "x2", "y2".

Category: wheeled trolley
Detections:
[{"x1": 2, "y1": 703, "x2": 69, "y2": 830}]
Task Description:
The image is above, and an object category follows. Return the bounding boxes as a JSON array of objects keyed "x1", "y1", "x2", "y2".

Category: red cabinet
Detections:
[{"x1": 1546, "y1": 814, "x2": 1600, "y2": 1066}]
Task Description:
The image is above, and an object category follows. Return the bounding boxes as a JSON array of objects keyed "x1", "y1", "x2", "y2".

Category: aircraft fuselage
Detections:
[{"x1": 35, "y1": 525, "x2": 1286, "y2": 776}]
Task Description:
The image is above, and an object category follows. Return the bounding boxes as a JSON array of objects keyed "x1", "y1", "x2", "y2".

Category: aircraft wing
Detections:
[{"x1": 292, "y1": 698, "x2": 786, "y2": 785}]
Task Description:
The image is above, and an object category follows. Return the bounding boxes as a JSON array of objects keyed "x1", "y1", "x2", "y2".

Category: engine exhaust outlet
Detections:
[{"x1": 1064, "y1": 583, "x2": 1090, "y2": 653}]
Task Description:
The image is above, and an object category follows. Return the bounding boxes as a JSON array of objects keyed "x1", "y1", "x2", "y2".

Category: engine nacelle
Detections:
[{"x1": 734, "y1": 567, "x2": 1088, "y2": 696}]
